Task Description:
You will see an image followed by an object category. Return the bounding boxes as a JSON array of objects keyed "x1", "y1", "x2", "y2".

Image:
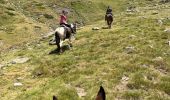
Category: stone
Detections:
[
  {"x1": 49, "y1": 38, "x2": 56, "y2": 45},
  {"x1": 168, "y1": 41, "x2": 170, "y2": 46},
  {"x1": 11, "y1": 57, "x2": 30, "y2": 64},
  {"x1": 158, "y1": 19, "x2": 163, "y2": 26},
  {"x1": 121, "y1": 76, "x2": 129, "y2": 82},
  {"x1": 0, "y1": 64, "x2": 5, "y2": 69},
  {"x1": 164, "y1": 28, "x2": 170, "y2": 33},
  {"x1": 75, "y1": 87, "x2": 87, "y2": 97},
  {"x1": 153, "y1": 57, "x2": 163, "y2": 62},
  {"x1": 129, "y1": 35, "x2": 136, "y2": 39},
  {"x1": 14, "y1": 82, "x2": 23, "y2": 86},
  {"x1": 141, "y1": 64, "x2": 149, "y2": 68},
  {"x1": 92, "y1": 27, "x2": 100, "y2": 30},
  {"x1": 16, "y1": 77, "x2": 24, "y2": 81},
  {"x1": 125, "y1": 46, "x2": 135, "y2": 54}
]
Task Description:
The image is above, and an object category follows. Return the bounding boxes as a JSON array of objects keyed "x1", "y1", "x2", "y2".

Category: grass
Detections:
[{"x1": 0, "y1": 0, "x2": 170, "y2": 100}]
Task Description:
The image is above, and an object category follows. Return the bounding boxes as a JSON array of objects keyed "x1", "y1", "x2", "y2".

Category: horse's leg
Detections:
[
  {"x1": 107, "y1": 20, "x2": 109, "y2": 28},
  {"x1": 55, "y1": 32, "x2": 61, "y2": 52},
  {"x1": 109, "y1": 21, "x2": 112, "y2": 29},
  {"x1": 68, "y1": 38, "x2": 73, "y2": 48},
  {"x1": 59, "y1": 40, "x2": 63, "y2": 53}
]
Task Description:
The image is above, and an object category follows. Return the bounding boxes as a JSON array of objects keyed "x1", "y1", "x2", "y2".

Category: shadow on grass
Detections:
[{"x1": 49, "y1": 45, "x2": 71, "y2": 55}]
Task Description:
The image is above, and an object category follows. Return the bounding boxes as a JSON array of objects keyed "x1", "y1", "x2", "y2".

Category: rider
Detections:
[
  {"x1": 105, "y1": 6, "x2": 113, "y2": 20},
  {"x1": 59, "y1": 10, "x2": 74, "y2": 34},
  {"x1": 106, "y1": 6, "x2": 113, "y2": 15}
]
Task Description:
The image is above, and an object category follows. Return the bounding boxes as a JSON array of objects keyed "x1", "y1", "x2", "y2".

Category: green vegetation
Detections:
[{"x1": 0, "y1": 0, "x2": 170, "y2": 100}]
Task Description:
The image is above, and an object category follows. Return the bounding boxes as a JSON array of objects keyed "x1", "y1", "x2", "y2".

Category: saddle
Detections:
[{"x1": 60, "y1": 25, "x2": 72, "y2": 39}]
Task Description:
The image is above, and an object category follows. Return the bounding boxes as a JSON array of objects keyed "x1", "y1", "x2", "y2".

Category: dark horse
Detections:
[
  {"x1": 105, "y1": 14, "x2": 113, "y2": 29},
  {"x1": 96, "y1": 86, "x2": 106, "y2": 100},
  {"x1": 54, "y1": 23, "x2": 76, "y2": 53},
  {"x1": 53, "y1": 86, "x2": 106, "y2": 100}
]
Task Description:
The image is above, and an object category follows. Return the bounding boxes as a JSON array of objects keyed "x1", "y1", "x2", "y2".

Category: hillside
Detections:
[
  {"x1": 0, "y1": 0, "x2": 128, "y2": 52},
  {"x1": 0, "y1": 0, "x2": 170, "y2": 100}
]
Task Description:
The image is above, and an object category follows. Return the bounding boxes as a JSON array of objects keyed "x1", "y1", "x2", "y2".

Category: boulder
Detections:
[
  {"x1": 152, "y1": 57, "x2": 163, "y2": 62},
  {"x1": 14, "y1": 82, "x2": 23, "y2": 87},
  {"x1": 92, "y1": 27, "x2": 100, "y2": 30},
  {"x1": 164, "y1": 28, "x2": 170, "y2": 33},
  {"x1": 124, "y1": 46, "x2": 135, "y2": 54},
  {"x1": 75, "y1": 87, "x2": 87, "y2": 97},
  {"x1": 11, "y1": 57, "x2": 30, "y2": 64},
  {"x1": 0, "y1": 64, "x2": 5, "y2": 69},
  {"x1": 129, "y1": 35, "x2": 136, "y2": 39}
]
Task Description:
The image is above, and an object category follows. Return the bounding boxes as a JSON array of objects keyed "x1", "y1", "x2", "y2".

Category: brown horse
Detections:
[
  {"x1": 53, "y1": 86, "x2": 106, "y2": 100},
  {"x1": 105, "y1": 14, "x2": 113, "y2": 29},
  {"x1": 96, "y1": 86, "x2": 106, "y2": 100}
]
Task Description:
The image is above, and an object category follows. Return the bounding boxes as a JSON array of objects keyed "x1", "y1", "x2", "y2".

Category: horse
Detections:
[
  {"x1": 53, "y1": 86, "x2": 106, "y2": 100},
  {"x1": 105, "y1": 14, "x2": 113, "y2": 29},
  {"x1": 96, "y1": 86, "x2": 106, "y2": 100},
  {"x1": 54, "y1": 23, "x2": 77, "y2": 53}
]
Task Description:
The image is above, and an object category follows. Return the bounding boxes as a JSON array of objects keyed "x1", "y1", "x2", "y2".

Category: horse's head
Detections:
[
  {"x1": 96, "y1": 86, "x2": 106, "y2": 100},
  {"x1": 70, "y1": 23, "x2": 77, "y2": 34},
  {"x1": 53, "y1": 95, "x2": 58, "y2": 100}
]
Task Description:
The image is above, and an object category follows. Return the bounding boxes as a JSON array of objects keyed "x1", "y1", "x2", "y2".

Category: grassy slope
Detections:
[
  {"x1": 0, "y1": 0, "x2": 125, "y2": 52},
  {"x1": 0, "y1": 0, "x2": 170, "y2": 100}
]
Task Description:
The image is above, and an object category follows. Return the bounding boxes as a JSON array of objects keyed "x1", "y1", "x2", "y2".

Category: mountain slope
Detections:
[{"x1": 0, "y1": 0, "x2": 170, "y2": 100}]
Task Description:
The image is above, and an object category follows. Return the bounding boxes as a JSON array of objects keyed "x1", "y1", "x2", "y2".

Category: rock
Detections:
[
  {"x1": 158, "y1": 19, "x2": 163, "y2": 26},
  {"x1": 124, "y1": 46, "x2": 135, "y2": 54},
  {"x1": 75, "y1": 87, "x2": 87, "y2": 97},
  {"x1": 141, "y1": 64, "x2": 149, "y2": 68},
  {"x1": 164, "y1": 28, "x2": 170, "y2": 33},
  {"x1": 121, "y1": 76, "x2": 129, "y2": 82},
  {"x1": 11, "y1": 57, "x2": 30, "y2": 64},
  {"x1": 168, "y1": 41, "x2": 170, "y2": 46},
  {"x1": 92, "y1": 27, "x2": 100, "y2": 30},
  {"x1": 49, "y1": 38, "x2": 56, "y2": 45},
  {"x1": 152, "y1": 11, "x2": 158, "y2": 15},
  {"x1": 152, "y1": 57, "x2": 163, "y2": 62},
  {"x1": 149, "y1": 45, "x2": 154, "y2": 49},
  {"x1": 0, "y1": 64, "x2": 5, "y2": 69},
  {"x1": 129, "y1": 35, "x2": 136, "y2": 39},
  {"x1": 16, "y1": 77, "x2": 24, "y2": 81},
  {"x1": 14, "y1": 82, "x2": 23, "y2": 87},
  {"x1": 28, "y1": 47, "x2": 33, "y2": 50}
]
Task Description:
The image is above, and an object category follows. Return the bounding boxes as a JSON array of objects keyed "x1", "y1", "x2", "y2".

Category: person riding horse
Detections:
[
  {"x1": 59, "y1": 10, "x2": 75, "y2": 38},
  {"x1": 51, "y1": 10, "x2": 76, "y2": 53},
  {"x1": 105, "y1": 6, "x2": 113, "y2": 29}
]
